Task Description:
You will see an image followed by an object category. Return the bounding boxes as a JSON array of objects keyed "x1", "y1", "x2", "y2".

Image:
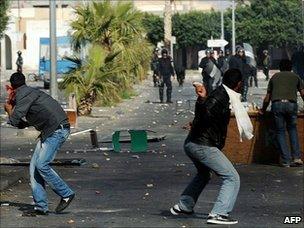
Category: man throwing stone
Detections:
[
  {"x1": 4, "y1": 72, "x2": 75, "y2": 216},
  {"x1": 170, "y1": 69, "x2": 253, "y2": 225}
]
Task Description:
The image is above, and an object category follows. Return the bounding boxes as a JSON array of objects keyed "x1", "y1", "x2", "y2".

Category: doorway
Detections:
[{"x1": 5, "y1": 34, "x2": 12, "y2": 70}]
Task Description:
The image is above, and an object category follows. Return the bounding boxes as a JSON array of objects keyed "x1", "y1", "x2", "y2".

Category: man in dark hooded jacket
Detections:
[{"x1": 4, "y1": 72, "x2": 75, "y2": 216}]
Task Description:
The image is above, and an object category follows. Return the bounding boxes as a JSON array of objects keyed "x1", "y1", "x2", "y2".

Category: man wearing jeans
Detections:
[
  {"x1": 260, "y1": 59, "x2": 304, "y2": 167},
  {"x1": 170, "y1": 69, "x2": 243, "y2": 225},
  {"x1": 4, "y1": 72, "x2": 75, "y2": 216}
]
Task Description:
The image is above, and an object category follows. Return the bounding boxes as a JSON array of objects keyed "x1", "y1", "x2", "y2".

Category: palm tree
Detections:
[
  {"x1": 61, "y1": 45, "x2": 122, "y2": 115},
  {"x1": 62, "y1": 1, "x2": 152, "y2": 115}
]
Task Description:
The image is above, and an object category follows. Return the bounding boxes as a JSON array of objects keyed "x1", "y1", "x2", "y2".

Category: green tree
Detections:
[
  {"x1": 62, "y1": 1, "x2": 152, "y2": 115},
  {"x1": 0, "y1": 0, "x2": 9, "y2": 39},
  {"x1": 142, "y1": 11, "x2": 221, "y2": 49},
  {"x1": 172, "y1": 11, "x2": 221, "y2": 49},
  {"x1": 142, "y1": 13, "x2": 164, "y2": 45},
  {"x1": 225, "y1": 0, "x2": 303, "y2": 55}
]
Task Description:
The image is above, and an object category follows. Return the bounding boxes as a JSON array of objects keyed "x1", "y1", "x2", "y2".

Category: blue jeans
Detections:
[
  {"x1": 178, "y1": 140, "x2": 240, "y2": 216},
  {"x1": 30, "y1": 128, "x2": 74, "y2": 212},
  {"x1": 272, "y1": 102, "x2": 301, "y2": 164}
]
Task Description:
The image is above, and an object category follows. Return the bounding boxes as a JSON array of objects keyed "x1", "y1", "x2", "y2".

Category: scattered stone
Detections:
[
  {"x1": 106, "y1": 158, "x2": 111, "y2": 161},
  {"x1": 145, "y1": 192, "x2": 149, "y2": 196},
  {"x1": 92, "y1": 163, "x2": 100, "y2": 168},
  {"x1": 103, "y1": 152, "x2": 109, "y2": 156},
  {"x1": 146, "y1": 184, "x2": 154, "y2": 188},
  {"x1": 1, "y1": 203, "x2": 9, "y2": 206},
  {"x1": 67, "y1": 219, "x2": 75, "y2": 224},
  {"x1": 161, "y1": 144, "x2": 166, "y2": 147},
  {"x1": 95, "y1": 191, "x2": 101, "y2": 195},
  {"x1": 132, "y1": 155, "x2": 140, "y2": 159}
]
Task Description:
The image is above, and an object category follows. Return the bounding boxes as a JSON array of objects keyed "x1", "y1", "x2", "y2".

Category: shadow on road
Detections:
[{"x1": 156, "y1": 210, "x2": 209, "y2": 220}]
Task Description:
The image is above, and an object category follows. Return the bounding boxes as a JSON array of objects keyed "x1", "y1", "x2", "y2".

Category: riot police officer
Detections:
[{"x1": 158, "y1": 49, "x2": 175, "y2": 103}]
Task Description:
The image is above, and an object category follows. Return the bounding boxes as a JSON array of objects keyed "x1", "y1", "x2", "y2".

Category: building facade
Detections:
[{"x1": 0, "y1": 0, "x2": 230, "y2": 72}]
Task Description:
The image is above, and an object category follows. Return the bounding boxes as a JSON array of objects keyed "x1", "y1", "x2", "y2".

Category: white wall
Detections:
[{"x1": 25, "y1": 20, "x2": 70, "y2": 70}]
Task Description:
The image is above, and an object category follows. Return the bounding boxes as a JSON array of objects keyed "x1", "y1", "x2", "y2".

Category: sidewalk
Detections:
[{"x1": 0, "y1": 71, "x2": 303, "y2": 227}]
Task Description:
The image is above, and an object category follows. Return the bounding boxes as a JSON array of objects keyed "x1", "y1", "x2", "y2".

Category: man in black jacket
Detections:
[
  {"x1": 158, "y1": 49, "x2": 175, "y2": 103},
  {"x1": 170, "y1": 69, "x2": 243, "y2": 225},
  {"x1": 4, "y1": 72, "x2": 75, "y2": 216}
]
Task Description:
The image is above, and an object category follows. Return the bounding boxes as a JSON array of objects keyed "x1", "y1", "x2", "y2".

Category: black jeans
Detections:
[
  {"x1": 159, "y1": 76, "x2": 172, "y2": 102},
  {"x1": 263, "y1": 67, "x2": 269, "y2": 80}
]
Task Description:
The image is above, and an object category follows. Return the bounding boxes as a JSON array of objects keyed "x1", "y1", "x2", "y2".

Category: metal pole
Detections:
[
  {"x1": 302, "y1": 0, "x2": 304, "y2": 44},
  {"x1": 50, "y1": 0, "x2": 58, "y2": 100},
  {"x1": 221, "y1": 7, "x2": 225, "y2": 52},
  {"x1": 232, "y1": 0, "x2": 236, "y2": 55},
  {"x1": 164, "y1": 0, "x2": 172, "y2": 54}
]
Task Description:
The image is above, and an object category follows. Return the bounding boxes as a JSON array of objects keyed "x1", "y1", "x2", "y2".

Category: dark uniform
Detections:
[
  {"x1": 262, "y1": 51, "x2": 270, "y2": 80},
  {"x1": 175, "y1": 65, "x2": 186, "y2": 87},
  {"x1": 229, "y1": 48, "x2": 249, "y2": 102},
  {"x1": 158, "y1": 51, "x2": 174, "y2": 103},
  {"x1": 199, "y1": 50, "x2": 219, "y2": 94},
  {"x1": 151, "y1": 52, "x2": 159, "y2": 87}
]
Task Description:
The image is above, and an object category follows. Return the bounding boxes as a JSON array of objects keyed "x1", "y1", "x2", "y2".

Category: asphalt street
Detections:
[{"x1": 0, "y1": 70, "x2": 303, "y2": 227}]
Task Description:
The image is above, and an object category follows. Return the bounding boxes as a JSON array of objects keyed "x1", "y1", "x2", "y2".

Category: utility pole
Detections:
[
  {"x1": 232, "y1": 0, "x2": 236, "y2": 55},
  {"x1": 164, "y1": 0, "x2": 172, "y2": 56},
  {"x1": 50, "y1": 0, "x2": 58, "y2": 100},
  {"x1": 302, "y1": 0, "x2": 304, "y2": 44},
  {"x1": 221, "y1": 7, "x2": 225, "y2": 52}
]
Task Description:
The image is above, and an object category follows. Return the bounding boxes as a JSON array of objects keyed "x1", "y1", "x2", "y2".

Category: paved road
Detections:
[{"x1": 0, "y1": 70, "x2": 303, "y2": 227}]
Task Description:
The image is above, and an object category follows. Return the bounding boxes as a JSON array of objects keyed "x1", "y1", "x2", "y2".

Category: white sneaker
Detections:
[{"x1": 207, "y1": 214, "x2": 238, "y2": 225}]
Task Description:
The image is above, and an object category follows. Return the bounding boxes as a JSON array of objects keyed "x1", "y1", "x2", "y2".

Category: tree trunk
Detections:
[{"x1": 77, "y1": 93, "x2": 96, "y2": 116}]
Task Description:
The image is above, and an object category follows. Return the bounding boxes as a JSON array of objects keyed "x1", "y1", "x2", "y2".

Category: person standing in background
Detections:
[
  {"x1": 16, "y1": 51, "x2": 23, "y2": 73},
  {"x1": 262, "y1": 50, "x2": 270, "y2": 81},
  {"x1": 151, "y1": 49, "x2": 160, "y2": 87},
  {"x1": 158, "y1": 49, "x2": 175, "y2": 103},
  {"x1": 260, "y1": 59, "x2": 304, "y2": 167}
]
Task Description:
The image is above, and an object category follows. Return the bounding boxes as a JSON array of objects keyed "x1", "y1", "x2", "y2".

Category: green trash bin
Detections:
[{"x1": 129, "y1": 130, "x2": 147, "y2": 153}]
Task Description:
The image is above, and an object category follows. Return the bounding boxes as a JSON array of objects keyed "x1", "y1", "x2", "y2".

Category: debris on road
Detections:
[
  {"x1": 92, "y1": 163, "x2": 100, "y2": 168},
  {"x1": 132, "y1": 155, "x2": 140, "y2": 159},
  {"x1": 67, "y1": 219, "x2": 75, "y2": 224}
]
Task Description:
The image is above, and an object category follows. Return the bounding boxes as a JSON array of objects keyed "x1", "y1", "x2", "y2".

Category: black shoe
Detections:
[
  {"x1": 207, "y1": 214, "x2": 238, "y2": 225},
  {"x1": 22, "y1": 209, "x2": 48, "y2": 217},
  {"x1": 166, "y1": 100, "x2": 173, "y2": 104},
  {"x1": 170, "y1": 204, "x2": 194, "y2": 215},
  {"x1": 55, "y1": 193, "x2": 75, "y2": 213}
]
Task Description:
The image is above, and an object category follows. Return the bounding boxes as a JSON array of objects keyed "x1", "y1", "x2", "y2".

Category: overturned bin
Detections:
[{"x1": 223, "y1": 112, "x2": 304, "y2": 164}]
